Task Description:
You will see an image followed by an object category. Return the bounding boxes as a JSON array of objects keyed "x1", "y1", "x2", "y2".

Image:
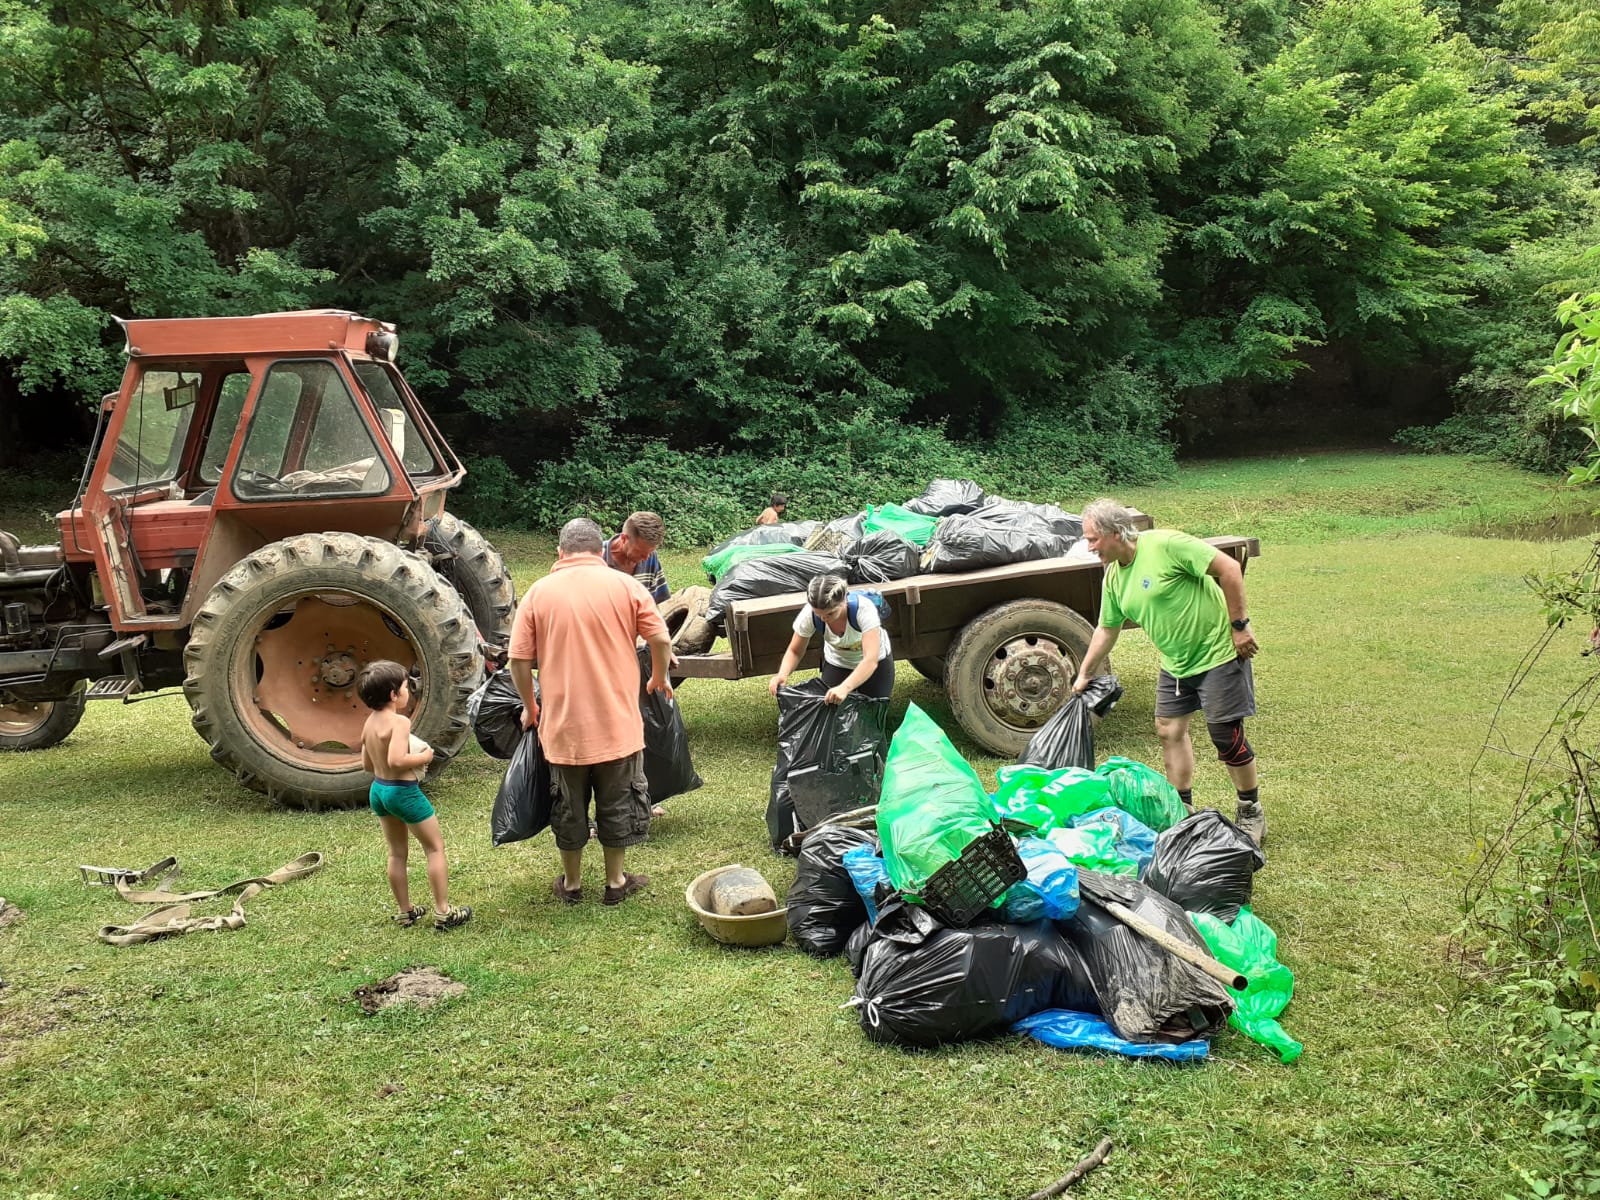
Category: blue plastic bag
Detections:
[
  {"x1": 1070, "y1": 806, "x2": 1157, "y2": 876},
  {"x1": 1001, "y1": 838, "x2": 1081, "y2": 923},
  {"x1": 1014, "y1": 1009, "x2": 1209, "y2": 1062},
  {"x1": 843, "y1": 844, "x2": 893, "y2": 924}
]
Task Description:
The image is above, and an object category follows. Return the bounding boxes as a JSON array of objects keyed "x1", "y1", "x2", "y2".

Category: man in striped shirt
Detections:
[{"x1": 603, "y1": 511, "x2": 669, "y2": 603}]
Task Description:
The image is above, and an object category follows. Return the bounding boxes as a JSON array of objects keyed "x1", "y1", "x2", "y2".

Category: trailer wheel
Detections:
[
  {"x1": 944, "y1": 599, "x2": 1094, "y2": 756},
  {"x1": 183, "y1": 533, "x2": 482, "y2": 811},
  {"x1": 910, "y1": 656, "x2": 946, "y2": 684},
  {"x1": 422, "y1": 512, "x2": 517, "y2": 648},
  {"x1": 0, "y1": 683, "x2": 87, "y2": 752}
]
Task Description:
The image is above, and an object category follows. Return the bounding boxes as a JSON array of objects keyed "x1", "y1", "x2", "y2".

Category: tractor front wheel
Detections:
[
  {"x1": 0, "y1": 683, "x2": 87, "y2": 752},
  {"x1": 183, "y1": 533, "x2": 482, "y2": 811},
  {"x1": 422, "y1": 512, "x2": 517, "y2": 649}
]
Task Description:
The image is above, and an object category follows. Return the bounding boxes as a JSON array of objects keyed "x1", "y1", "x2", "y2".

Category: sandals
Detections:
[
  {"x1": 603, "y1": 872, "x2": 650, "y2": 906},
  {"x1": 392, "y1": 904, "x2": 428, "y2": 928},
  {"x1": 553, "y1": 874, "x2": 582, "y2": 905},
  {"x1": 432, "y1": 904, "x2": 473, "y2": 931}
]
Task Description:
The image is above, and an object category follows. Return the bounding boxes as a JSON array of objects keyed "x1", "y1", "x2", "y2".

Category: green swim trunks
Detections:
[{"x1": 369, "y1": 779, "x2": 435, "y2": 824}]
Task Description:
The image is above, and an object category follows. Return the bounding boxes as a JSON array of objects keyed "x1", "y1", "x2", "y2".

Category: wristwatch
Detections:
[{"x1": 1230, "y1": 617, "x2": 1251, "y2": 631}]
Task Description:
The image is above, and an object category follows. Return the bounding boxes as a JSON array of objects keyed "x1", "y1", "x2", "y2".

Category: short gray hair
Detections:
[
  {"x1": 806, "y1": 573, "x2": 849, "y2": 611},
  {"x1": 558, "y1": 517, "x2": 604, "y2": 554},
  {"x1": 623, "y1": 511, "x2": 664, "y2": 546},
  {"x1": 1082, "y1": 498, "x2": 1140, "y2": 541}
]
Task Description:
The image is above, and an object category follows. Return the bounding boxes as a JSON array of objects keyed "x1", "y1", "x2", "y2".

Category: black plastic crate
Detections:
[{"x1": 919, "y1": 826, "x2": 1025, "y2": 927}]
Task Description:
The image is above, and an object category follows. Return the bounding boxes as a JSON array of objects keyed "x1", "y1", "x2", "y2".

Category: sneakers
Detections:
[
  {"x1": 392, "y1": 904, "x2": 428, "y2": 928},
  {"x1": 553, "y1": 874, "x2": 582, "y2": 905},
  {"x1": 603, "y1": 872, "x2": 649, "y2": 906},
  {"x1": 432, "y1": 904, "x2": 473, "y2": 931},
  {"x1": 1234, "y1": 799, "x2": 1267, "y2": 848}
]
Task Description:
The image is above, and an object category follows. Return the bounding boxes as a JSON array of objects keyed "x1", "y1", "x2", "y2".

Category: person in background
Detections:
[
  {"x1": 603, "y1": 511, "x2": 669, "y2": 603},
  {"x1": 1071, "y1": 498, "x2": 1266, "y2": 846},
  {"x1": 756, "y1": 493, "x2": 789, "y2": 526},
  {"x1": 768, "y1": 574, "x2": 894, "y2": 704},
  {"x1": 509, "y1": 518, "x2": 673, "y2": 907}
]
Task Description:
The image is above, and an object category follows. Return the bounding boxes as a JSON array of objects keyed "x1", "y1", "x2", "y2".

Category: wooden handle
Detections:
[{"x1": 1101, "y1": 899, "x2": 1247, "y2": 991}]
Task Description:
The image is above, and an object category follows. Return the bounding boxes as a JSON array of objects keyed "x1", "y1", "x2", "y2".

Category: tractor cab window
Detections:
[
  {"x1": 352, "y1": 362, "x2": 443, "y2": 478},
  {"x1": 198, "y1": 372, "x2": 253, "y2": 484},
  {"x1": 231, "y1": 360, "x2": 393, "y2": 501},
  {"x1": 104, "y1": 369, "x2": 202, "y2": 492}
]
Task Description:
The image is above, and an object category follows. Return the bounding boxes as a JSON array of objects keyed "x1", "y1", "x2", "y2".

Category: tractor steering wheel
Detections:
[{"x1": 235, "y1": 469, "x2": 290, "y2": 496}]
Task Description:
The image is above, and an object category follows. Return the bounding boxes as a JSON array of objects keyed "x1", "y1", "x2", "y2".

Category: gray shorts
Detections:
[
  {"x1": 1154, "y1": 657, "x2": 1255, "y2": 722},
  {"x1": 549, "y1": 752, "x2": 650, "y2": 851}
]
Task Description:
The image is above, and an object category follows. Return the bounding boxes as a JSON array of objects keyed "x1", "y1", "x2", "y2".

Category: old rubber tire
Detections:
[
  {"x1": 183, "y1": 532, "x2": 483, "y2": 811},
  {"x1": 910, "y1": 655, "x2": 946, "y2": 684},
  {"x1": 944, "y1": 599, "x2": 1095, "y2": 756},
  {"x1": 422, "y1": 512, "x2": 516, "y2": 648},
  {"x1": 0, "y1": 683, "x2": 87, "y2": 752},
  {"x1": 660, "y1": 585, "x2": 715, "y2": 654}
]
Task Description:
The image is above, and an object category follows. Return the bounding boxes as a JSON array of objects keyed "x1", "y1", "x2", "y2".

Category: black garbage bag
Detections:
[
  {"x1": 842, "y1": 531, "x2": 922, "y2": 584},
  {"x1": 491, "y1": 721, "x2": 554, "y2": 847},
  {"x1": 706, "y1": 520, "x2": 820, "y2": 558},
  {"x1": 803, "y1": 512, "x2": 869, "y2": 556},
  {"x1": 767, "y1": 678, "x2": 891, "y2": 849},
  {"x1": 902, "y1": 479, "x2": 987, "y2": 517},
  {"x1": 1142, "y1": 809, "x2": 1265, "y2": 923},
  {"x1": 636, "y1": 646, "x2": 702, "y2": 804},
  {"x1": 1065, "y1": 875, "x2": 1233, "y2": 1043},
  {"x1": 970, "y1": 497, "x2": 1084, "y2": 540},
  {"x1": 468, "y1": 669, "x2": 527, "y2": 760},
  {"x1": 845, "y1": 920, "x2": 874, "y2": 979},
  {"x1": 706, "y1": 552, "x2": 850, "y2": 629},
  {"x1": 1016, "y1": 674, "x2": 1123, "y2": 769},
  {"x1": 786, "y1": 826, "x2": 879, "y2": 957},
  {"x1": 853, "y1": 925, "x2": 1026, "y2": 1046},
  {"x1": 1003, "y1": 919, "x2": 1102, "y2": 1020},
  {"x1": 922, "y1": 510, "x2": 1077, "y2": 573}
]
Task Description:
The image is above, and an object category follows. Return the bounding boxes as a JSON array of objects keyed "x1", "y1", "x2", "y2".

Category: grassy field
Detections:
[{"x1": 1, "y1": 451, "x2": 1596, "y2": 1199}]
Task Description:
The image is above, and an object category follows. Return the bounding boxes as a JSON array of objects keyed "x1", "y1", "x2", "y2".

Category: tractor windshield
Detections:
[
  {"x1": 104, "y1": 369, "x2": 203, "y2": 492},
  {"x1": 351, "y1": 362, "x2": 444, "y2": 479}
]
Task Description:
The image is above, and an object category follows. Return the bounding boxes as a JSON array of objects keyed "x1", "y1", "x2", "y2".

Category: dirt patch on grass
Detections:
[
  {"x1": 0, "y1": 898, "x2": 23, "y2": 929},
  {"x1": 0, "y1": 1001, "x2": 61, "y2": 1061},
  {"x1": 352, "y1": 966, "x2": 465, "y2": 1015}
]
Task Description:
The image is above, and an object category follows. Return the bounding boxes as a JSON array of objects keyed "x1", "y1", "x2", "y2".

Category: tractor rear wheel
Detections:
[
  {"x1": 0, "y1": 683, "x2": 87, "y2": 752},
  {"x1": 183, "y1": 533, "x2": 482, "y2": 811},
  {"x1": 422, "y1": 512, "x2": 516, "y2": 649}
]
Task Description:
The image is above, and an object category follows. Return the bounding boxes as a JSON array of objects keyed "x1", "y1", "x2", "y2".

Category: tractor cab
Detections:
[{"x1": 61, "y1": 310, "x2": 463, "y2": 631}]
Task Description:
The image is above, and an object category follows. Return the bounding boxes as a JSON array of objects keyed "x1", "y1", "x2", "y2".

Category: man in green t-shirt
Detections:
[{"x1": 1071, "y1": 499, "x2": 1266, "y2": 845}]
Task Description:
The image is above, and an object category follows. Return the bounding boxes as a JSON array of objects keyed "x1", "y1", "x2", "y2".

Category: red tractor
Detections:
[{"x1": 0, "y1": 310, "x2": 515, "y2": 809}]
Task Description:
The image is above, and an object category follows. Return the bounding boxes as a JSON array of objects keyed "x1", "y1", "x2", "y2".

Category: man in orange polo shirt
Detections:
[{"x1": 508, "y1": 518, "x2": 673, "y2": 906}]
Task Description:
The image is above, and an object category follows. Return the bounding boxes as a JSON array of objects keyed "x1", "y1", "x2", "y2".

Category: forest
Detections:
[{"x1": 1, "y1": 0, "x2": 1597, "y2": 540}]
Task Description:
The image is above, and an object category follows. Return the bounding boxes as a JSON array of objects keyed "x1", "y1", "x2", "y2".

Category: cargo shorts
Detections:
[{"x1": 548, "y1": 751, "x2": 650, "y2": 851}]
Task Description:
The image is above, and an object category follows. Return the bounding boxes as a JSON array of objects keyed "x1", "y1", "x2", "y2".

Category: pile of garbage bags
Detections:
[
  {"x1": 783, "y1": 701, "x2": 1301, "y2": 1062},
  {"x1": 703, "y1": 480, "x2": 1096, "y2": 628}
]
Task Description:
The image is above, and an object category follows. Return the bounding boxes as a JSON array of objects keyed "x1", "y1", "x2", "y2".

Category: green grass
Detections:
[{"x1": 1, "y1": 450, "x2": 1595, "y2": 1199}]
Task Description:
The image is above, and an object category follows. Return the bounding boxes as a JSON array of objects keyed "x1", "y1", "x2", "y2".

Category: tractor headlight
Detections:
[{"x1": 366, "y1": 330, "x2": 399, "y2": 363}]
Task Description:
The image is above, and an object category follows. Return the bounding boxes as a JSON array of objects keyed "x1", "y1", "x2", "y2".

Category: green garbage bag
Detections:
[
  {"x1": 1097, "y1": 756, "x2": 1188, "y2": 832},
  {"x1": 991, "y1": 764, "x2": 1111, "y2": 832},
  {"x1": 862, "y1": 503, "x2": 939, "y2": 548},
  {"x1": 701, "y1": 541, "x2": 805, "y2": 583},
  {"x1": 1043, "y1": 823, "x2": 1139, "y2": 876},
  {"x1": 877, "y1": 704, "x2": 994, "y2": 894},
  {"x1": 1190, "y1": 907, "x2": 1303, "y2": 1063}
]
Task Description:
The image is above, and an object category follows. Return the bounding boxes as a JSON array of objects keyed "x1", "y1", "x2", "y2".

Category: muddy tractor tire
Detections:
[
  {"x1": 183, "y1": 533, "x2": 483, "y2": 811},
  {"x1": 660, "y1": 585, "x2": 715, "y2": 654},
  {"x1": 0, "y1": 683, "x2": 87, "y2": 752},
  {"x1": 422, "y1": 512, "x2": 517, "y2": 649},
  {"x1": 944, "y1": 599, "x2": 1095, "y2": 757}
]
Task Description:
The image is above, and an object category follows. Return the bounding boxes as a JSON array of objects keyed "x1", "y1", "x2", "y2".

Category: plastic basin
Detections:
[{"x1": 685, "y1": 865, "x2": 789, "y2": 947}]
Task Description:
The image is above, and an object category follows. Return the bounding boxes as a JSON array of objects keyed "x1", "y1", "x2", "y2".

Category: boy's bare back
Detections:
[{"x1": 362, "y1": 709, "x2": 415, "y2": 782}]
